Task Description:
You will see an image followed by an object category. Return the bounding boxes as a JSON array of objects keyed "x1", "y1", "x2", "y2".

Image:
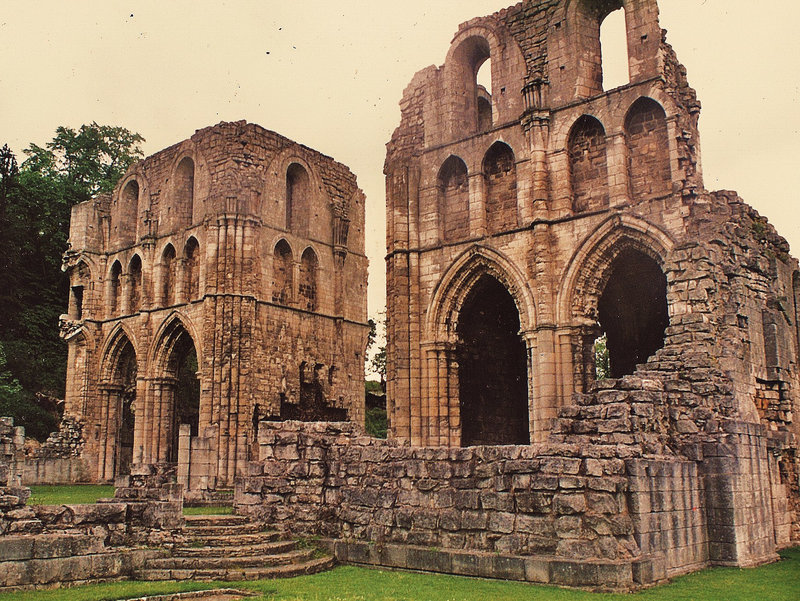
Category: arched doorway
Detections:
[
  {"x1": 150, "y1": 318, "x2": 200, "y2": 464},
  {"x1": 98, "y1": 330, "x2": 137, "y2": 480},
  {"x1": 115, "y1": 340, "x2": 137, "y2": 476},
  {"x1": 597, "y1": 248, "x2": 668, "y2": 377},
  {"x1": 457, "y1": 274, "x2": 529, "y2": 446}
]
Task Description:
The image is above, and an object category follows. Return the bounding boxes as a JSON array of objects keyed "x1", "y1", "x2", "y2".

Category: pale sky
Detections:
[{"x1": 2, "y1": 1, "x2": 799, "y2": 319}]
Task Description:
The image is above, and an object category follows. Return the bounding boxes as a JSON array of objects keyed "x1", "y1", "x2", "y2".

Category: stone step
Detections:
[
  {"x1": 184, "y1": 523, "x2": 264, "y2": 537},
  {"x1": 146, "y1": 548, "x2": 315, "y2": 570},
  {"x1": 136, "y1": 556, "x2": 335, "y2": 582},
  {"x1": 175, "y1": 539, "x2": 296, "y2": 558},
  {"x1": 185, "y1": 531, "x2": 281, "y2": 547},
  {"x1": 184, "y1": 514, "x2": 249, "y2": 527}
]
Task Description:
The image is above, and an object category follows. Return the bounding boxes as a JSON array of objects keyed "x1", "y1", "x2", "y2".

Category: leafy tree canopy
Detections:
[
  {"x1": 0, "y1": 125, "x2": 144, "y2": 439},
  {"x1": 23, "y1": 123, "x2": 144, "y2": 200}
]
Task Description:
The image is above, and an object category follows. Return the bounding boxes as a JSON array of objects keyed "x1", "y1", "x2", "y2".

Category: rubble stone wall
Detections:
[{"x1": 236, "y1": 420, "x2": 778, "y2": 587}]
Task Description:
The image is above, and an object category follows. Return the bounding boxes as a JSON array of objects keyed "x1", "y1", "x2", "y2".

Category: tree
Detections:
[
  {"x1": 365, "y1": 313, "x2": 386, "y2": 392},
  {"x1": 0, "y1": 126, "x2": 144, "y2": 439}
]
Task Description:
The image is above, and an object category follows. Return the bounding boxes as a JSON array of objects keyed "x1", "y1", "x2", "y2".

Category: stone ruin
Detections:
[
  {"x1": 0, "y1": 0, "x2": 798, "y2": 592},
  {"x1": 235, "y1": 0, "x2": 799, "y2": 590},
  {"x1": 57, "y1": 120, "x2": 369, "y2": 497}
]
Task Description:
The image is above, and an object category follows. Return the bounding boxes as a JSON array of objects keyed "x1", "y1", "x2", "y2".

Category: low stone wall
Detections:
[
  {"x1": 21, "y1": 456, "x2": 91, "y2": 485},
  {"x1": 236, "y1": 417, "x2": 787, "y2": 589}
]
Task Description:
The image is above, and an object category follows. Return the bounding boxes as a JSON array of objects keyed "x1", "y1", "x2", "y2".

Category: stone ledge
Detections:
[{"x1": 323, "y1": 539, "x2": 672, "y2": 591}]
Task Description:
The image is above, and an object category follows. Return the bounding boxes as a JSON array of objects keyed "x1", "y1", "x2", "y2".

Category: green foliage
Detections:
[
  {"x1": 594, "y1": 333, "x2": 610, "y2": 380},
  {"x1": 28, "y1": 485, "x2": 115, "y2": 506},
  {"x1": 364, "y1": 380, "x2": 383, "y2": 394},
  {"x1": 365, "y1": 312, "x2": 386, "y2": 391},
  {"x1": 183, "y1": 505, "x2": 234, "y2": 516},
  {"x1": 364, "y1": 406, "x2": 387, "y2": 439},
  {"x1": 0, "y1": 548, "x2": 798, "y2": 600},
  {"x1": 0, "y1": 127, "x2": 143, "y2": 439},
  {"x1": 0, "y1": 342, "x2": 57, "y2": 440}
]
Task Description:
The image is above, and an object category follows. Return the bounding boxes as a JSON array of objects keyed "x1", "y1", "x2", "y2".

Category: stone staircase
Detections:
[{"x1": 136, "y1": 514, "x2": 334, "y2": 581}]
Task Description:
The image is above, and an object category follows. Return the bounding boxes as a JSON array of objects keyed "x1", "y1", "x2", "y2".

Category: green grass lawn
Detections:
[
  {"x1": 27, "y1": 485, "x2": 115, "y2": 506},
  {"x1": 0, "y1": 547, "x2": 796, "y2": 601},
  {"x1": 183, "y1": 505, "x2": 234, "y2": 515}
]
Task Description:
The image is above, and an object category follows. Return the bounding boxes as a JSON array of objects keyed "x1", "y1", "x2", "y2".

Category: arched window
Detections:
[
  {"x1": 70, "y1": 261, "x2": 91, "y2": 319},
  {"x1": 600, "y1": 7, "x2": 629, "y2": 90},
  {"x1": 184, "y1": 237, "x2": 200, "y2": 302},
  {"x1": 286, "y1": 163, "x2": 310, "y2": 235},
  {"x1": 482, "y1": 142, "x2": 517, "y2": 233},
  {"x1": 452, "y1": 35, "x2": 492, "y2": 134},
  {"x1": 457, "y1": 275, "x2": 528, "y2": 446},
  {"x1": 272, "y1": 240, "x2": 293, "y2": 305},
  {"x1": 438, "y1": 156, "x2": 470, "y2": 242},
  {"x1": 625, "y1": 98, "x2": 671, "y2": 200},
  {"x1": 114, "y1": 180, "x2": 139, "y2": 247},
  {"x1": 161, "y1": 244, "x2": 176, "y2": 307},
  {"x1": 597, "y1": 248, "x2": 668, "y2": 377},
  {"x1": 128, "y1": 255, "x2": 142, "y2": 313},
  {"x1": 299, "y1": 248, "x2": 318, "y2": 311},
  {"x1": 568, "y1": 115, "x2": 609, "y2": 213},
  {"x1": 174, "y1": 157, "x2": 194, "y2": 230},
  {"x1": 109, "y1": 261, "x2": 122, "y2": 317}
]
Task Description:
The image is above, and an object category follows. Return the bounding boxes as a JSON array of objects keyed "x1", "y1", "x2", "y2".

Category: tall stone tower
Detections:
[{"x1": 61, "y1": 121, "x2": 369, "y2": 491}]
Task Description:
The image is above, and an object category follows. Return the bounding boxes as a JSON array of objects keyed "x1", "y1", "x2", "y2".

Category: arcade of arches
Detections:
[{"x1": 60, "y1": 121, "x2": 369, "y2": 492}]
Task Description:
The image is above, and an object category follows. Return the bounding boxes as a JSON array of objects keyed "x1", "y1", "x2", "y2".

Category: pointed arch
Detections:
[
  {"x1": 482, "y1": 141, "x2": 518, "y2": 233},
  {"x1": 148, "y1": 312, "x2": 202, "y2": 462},
  {"x1": 299, "y1": 247, "x2": 318, "y2": 311},
  {"x1": 99, "y1": 324, "x2": 138, "y2": 383},
  {"x1": 173, "y1": 156, "x2": 195, "y2": 230},
  {"x1": 272, "y1": 239, "x2": 294, "y2": 305},
  {"x1": 558, "y1": 214, "x2": 674, "y2": 325},
  {"x1": 108, "y1": 260, "x2": 123, "y2": 317},
  {"x1": 160, "y1": 243, "x2": 177, "y2": 306},
  {"x1": 128, "y1": 254, "x2": 143, "y2": 312},
  {"x1": 625, "y1": 96, "x2": 671, "y2": 200},
  {"x1": 426, "y1": 245, "x2": 537, "y2": 341},
  {"x1": 183, "y1": 237, "x2": 200, "y2": 302},
  {"x1": 568, "y1": 115, "x2": 609, "y2": 213},
  {"x1": 437, "y1": 155, "x2": 470, "y2": 242}
]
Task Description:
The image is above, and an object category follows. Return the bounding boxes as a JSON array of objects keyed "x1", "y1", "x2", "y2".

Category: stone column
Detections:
[
  {"x1": 98, "y1": 384, "x2": 122, "y2": 481},
  {"x1": 468, "y1": 172, "x2": 487, "y2": 239},
  {"x1": 606, "y1": 132, "x2": 629, "y2": 208}
]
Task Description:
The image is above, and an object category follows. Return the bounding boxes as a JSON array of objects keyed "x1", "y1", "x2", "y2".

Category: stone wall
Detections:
[{"x1": 236, "y1": 417, "x2": 783, "y2": 588}]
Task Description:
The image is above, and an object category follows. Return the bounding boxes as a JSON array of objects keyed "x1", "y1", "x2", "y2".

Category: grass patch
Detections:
[
  {"x1": 183, "y1": 505, "x2": 234, "y2": 516},
  {"x1": 0, "y1": 547, "x2": 797, "y2": 600},
  {"x1": 27, "y1": 485, "x2": 114, "y2": 506}
]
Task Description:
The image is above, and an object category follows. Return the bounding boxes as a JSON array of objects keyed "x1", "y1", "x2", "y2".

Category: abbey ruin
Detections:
[
  {"x1": 59, "y1": 121, "x2": 369, "y2": 494},
  {"x1": 0, "y1": 0, "x2": 796, "y2": 592}
]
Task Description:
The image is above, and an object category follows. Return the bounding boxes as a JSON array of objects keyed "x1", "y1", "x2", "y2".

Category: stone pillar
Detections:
[
  {"x1": 468, "y1": 172, "x2": 487, "y2": 239},
  {"x1": 98, "y1": 384, "x2": 122, "y2": 481},
  {"x1": 177, "y1": 424, "x2": 191, "y2": 490},
  {"x1": 606, "y1": 132, "x2": 629, "y2": 208},
  {"x1": 119, "y1": 274, "x2": 132, "y2": 315}
]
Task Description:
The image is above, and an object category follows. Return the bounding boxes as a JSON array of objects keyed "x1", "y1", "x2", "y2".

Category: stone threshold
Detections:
[{"x1": 322, "y1": 539, "x2": 672, "y2": 591}]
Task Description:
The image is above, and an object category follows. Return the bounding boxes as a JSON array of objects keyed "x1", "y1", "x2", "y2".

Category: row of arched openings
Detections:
[
  {"x1": 454, "y1": 245, "x2": 668, "y2": 447},
  {"x1": 272, "y1": 241, "x2": 318, "y2": 311},
  {"x1": 438, "y1": 141, "x2": 518, "y2": 242},
  {"x1": 568, "y1": 97, "x2": 671, "y2": 213},
  {"x1": 103, "y1": 320, "x2": 199, "y2": 477},
  {"x1": 107, "y1": 237, "x2": 201, "y2": 317},
  {"x1": 112, "y1": 157, "x2": 196, "y2": 248}
]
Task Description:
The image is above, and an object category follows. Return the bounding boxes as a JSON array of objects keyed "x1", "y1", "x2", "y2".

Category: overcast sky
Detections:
[{"x1": 2, "y1": 1, "x2": 799, "y2": 318}]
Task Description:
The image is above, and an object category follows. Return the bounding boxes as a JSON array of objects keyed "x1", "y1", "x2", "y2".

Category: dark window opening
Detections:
[
  {"x1": 174, "y1": 344, "x2": 200, "y2": 439},
  {"x1": 115, "y1": 341, "x2": 137, "y2": 477},
  {"x1": 184, "y1": 237, "x2": 200, "y2": 301},
  {"x1": 71, "y1": 286, "x2": 84, "y2": 320},
  {"x1": 273, "y1": 240, "x2": 293, "y2": 304},
  {"x1": 299, "y1": 248, "x2": 318, "y2": 311},
  {"x1": 597, "y1": 249, "x2": 668, "y2": 378},
  {"x1": 109, "y1": 261, "x2": 122, "y2": 317},
  {"x1": 457, "y1": 275, "x2": 529, "y2": 446},
  {"x1": 161, "y1": 244, "x2": 176, "y2": 306},
  {"x1": 128, "y1": 255, "x2": 142, "y2": 312}
]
